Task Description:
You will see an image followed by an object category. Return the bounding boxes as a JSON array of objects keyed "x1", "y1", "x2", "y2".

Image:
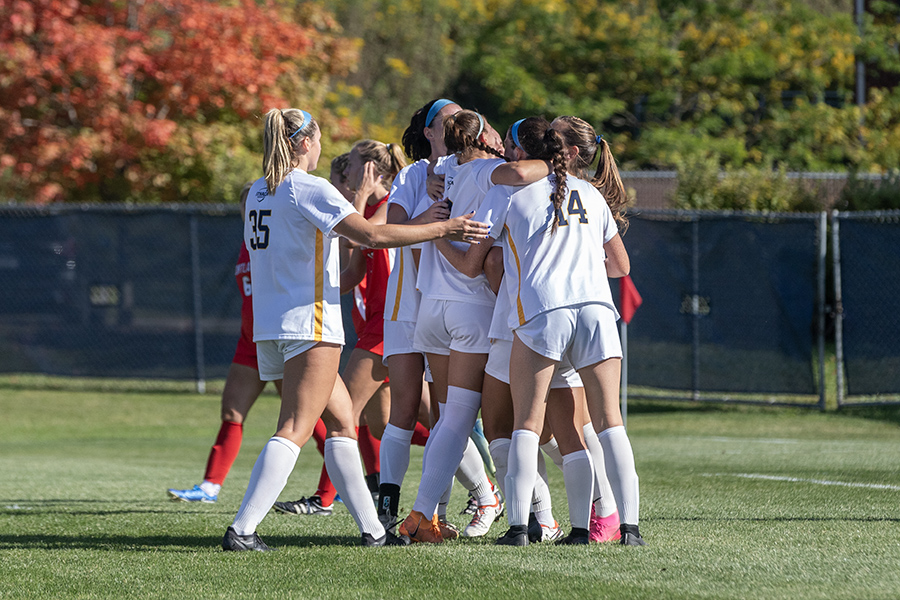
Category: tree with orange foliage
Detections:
[{"x1": 0, "y1": 0, "x2": 359, "y2": 203}]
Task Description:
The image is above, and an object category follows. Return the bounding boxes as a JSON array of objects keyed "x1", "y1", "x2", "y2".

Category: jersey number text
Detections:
[
  {"x1": 248, "y1": 209, "x2": 271, "y2": 250},
  {"x1": 555, "y1": 190, "x2": 589, "y2": 227}
]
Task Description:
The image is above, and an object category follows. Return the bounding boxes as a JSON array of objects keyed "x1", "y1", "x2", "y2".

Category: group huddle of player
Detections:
[{"x1": 168, "y1": 98, "x2": 645, "y2": 549}]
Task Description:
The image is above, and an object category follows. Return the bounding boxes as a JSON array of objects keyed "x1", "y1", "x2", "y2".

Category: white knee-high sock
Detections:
[
  {"x1": 456, "y1": 437, "x2": 494, "y2": 504},
  {"x1": 532, "y1": 449, "x2": 554, "y2": 523},
  {"x1": 412, "y1": 386, "x2": 483, "y2": 515},
  {"x1": 505, "y1": 429, "x2": 540, "y2": 527},
  {"x1": 325, "y1": 437, "x2": 385, "y2": 537},
  {"x1": 536, "y1": 446, "x2": 550, "y2": 486},
  {"x1": 420, "y1": 407, "x2": 443, "y2": 476},
  {"x1": 583, "y1": 422, "x2": 617, "y2": 517},
  {"x1": 488, "y1": 438, "x2": 511, "y2": 498},
  {"x1": 598, "y1": 425, "x2": 640, "y2": 525},
  {"x1": 232, "y1": 436, "x2": 299, "y2": 535},
  {"x1": 562, "y1": 449, "x2": 594, "y2": 530},
  {"x1": 379, "y1": 424, "x2": 414, "y2": 487},
  {"x1": 540, "y1": 438, "x2": 564, "y2": 471}
]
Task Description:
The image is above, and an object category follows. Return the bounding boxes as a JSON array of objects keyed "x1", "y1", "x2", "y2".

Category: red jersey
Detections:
[
  {"x1": 232, "y1": 242, "x2": 257, "y2": 368},
  {"x1": 355, "y1": 195, "x2": 391, "y2": 355}
]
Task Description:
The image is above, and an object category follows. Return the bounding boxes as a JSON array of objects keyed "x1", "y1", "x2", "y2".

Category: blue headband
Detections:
[
  {"x1": 425, "y1": 99, "x2": 454, "y2": 127},
  {"x1": 475, "y1": 113, "x2": 485, "y2": 139},
  {"x1": 510, "y1": 119, "x2": 525, "y2": 150},
  {"x1": 288, "y1": 110, "x2": 312, "y2": 139}
]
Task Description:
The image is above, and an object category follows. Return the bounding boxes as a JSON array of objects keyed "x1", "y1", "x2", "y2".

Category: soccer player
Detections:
[{"x1": 474, "y1": 117, "x2": 644, "y2": 546}]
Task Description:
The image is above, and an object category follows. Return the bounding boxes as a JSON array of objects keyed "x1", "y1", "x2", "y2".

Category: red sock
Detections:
[
  {"x1": 316, "y1": 463, "x2": 337, "y2": 505},
  {"x1": 312, "y1": 418, "x2": 327, "y2": 457},
  {"x1": 358, "y1": 425, "x2": 381, "y2": 475},
  {"x1": 203, "y1": 421, "x2": 243, "y2": 485},
  {"x1": 312, "y1": 419, "x2": 336, "y2": 504},
  {"x1": 411, "y1": 422, "x2": 430, "y2": 446}
]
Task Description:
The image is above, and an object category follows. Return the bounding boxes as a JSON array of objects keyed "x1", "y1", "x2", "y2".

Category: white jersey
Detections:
[
  {"x1": 244, "y1": 171, "x2": 356, "y2": 343},
  {"x1": 384, "y1": 160, "x2": 430, "y2": 323},
  {"x1": 475, "y1": 175, "x2": 620, "y2": 331},
  {"x1": 487, "y1": 239, "x2": 514, "y2": 343},
  {"x1": 415, "y1": 155, "x2": 503, "y2": 306}
]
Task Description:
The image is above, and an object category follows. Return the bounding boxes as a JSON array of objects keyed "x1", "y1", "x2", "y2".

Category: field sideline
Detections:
[{"x1": 1, "y1": 376, "x2": 899, "y2": 599}]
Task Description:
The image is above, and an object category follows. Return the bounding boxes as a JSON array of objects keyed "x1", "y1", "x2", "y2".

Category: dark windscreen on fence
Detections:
[
  {"x1": 0, "y1": 207, "x2": 244, "y2": 379},
  {"x1": 621, "y1": 212, "x2": 821, "y2": 397},
  {"x1": 0, "y1": 207, "x2": 826, "y2": 401},
  {"x1": 838, "y1": 214, "x2": 900, "y2": 397}
]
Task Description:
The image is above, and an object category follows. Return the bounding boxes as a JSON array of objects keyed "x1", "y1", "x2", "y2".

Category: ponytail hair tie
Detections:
[
  {"x1": 288, "y1": 110, "x2": 312, "y2": 140},
  {"x1": 595, "y1": 134, "x2": 603, "y2": 144}
]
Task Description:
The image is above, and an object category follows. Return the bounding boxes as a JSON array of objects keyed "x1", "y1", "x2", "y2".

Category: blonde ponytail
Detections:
[{"x1": 262, "y1": 108, "x2": 318, "y2": 195}]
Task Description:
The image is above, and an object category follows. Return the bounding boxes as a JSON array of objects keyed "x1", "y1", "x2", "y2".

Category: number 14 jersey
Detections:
[{"x1": 475, "y1": 175, "x2": 620, "y2": 331}]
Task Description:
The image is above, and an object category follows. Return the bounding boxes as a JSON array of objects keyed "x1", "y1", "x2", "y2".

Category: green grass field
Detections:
[{"x1": 2, "y1": 375, "x2": 899, "y2": 599}]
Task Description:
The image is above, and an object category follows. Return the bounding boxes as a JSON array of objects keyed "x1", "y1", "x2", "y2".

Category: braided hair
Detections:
[
  {"x1": 443, "y1": 110, "x2": 505, "y2": 162},
  {"x1": 552, "y1": 115, "x2": 628, "y2": 232},
  {"x1": 511, "y1": 117, "x2": 568, "y2": 234}
]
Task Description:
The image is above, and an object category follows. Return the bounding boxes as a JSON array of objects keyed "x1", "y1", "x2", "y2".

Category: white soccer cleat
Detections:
[{"x1": 461, "y1": 497, "x2": 503, "y2": 537}]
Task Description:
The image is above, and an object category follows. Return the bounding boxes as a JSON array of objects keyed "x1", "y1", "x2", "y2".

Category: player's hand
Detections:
[
  {"x1": 420, "y1": 199, "x2": 451, "y2": 223},
  {"x1": 356, "y1": 161, "x2": 382, "y2": 199},
  {"x1": 426, "y1": 174, "x2": 445, "y2": 202},
  {"x1": 442, "y1": 212, "x2": 490, "y2": 245}
]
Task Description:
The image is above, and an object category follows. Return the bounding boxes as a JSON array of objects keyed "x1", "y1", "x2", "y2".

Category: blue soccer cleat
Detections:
[{"x1": 167, "y1": 485, "x2": 217, "y2": 503}]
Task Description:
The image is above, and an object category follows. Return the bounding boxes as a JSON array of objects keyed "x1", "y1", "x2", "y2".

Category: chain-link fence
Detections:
[
  {"x1": 617, "y1": 210, "x2": 827, "y2": 407},
  {"x1": 832, "y1": 210, "x2": 900, "y2": 406},
  {"x1": 1, "y1": 205, "x2": 898, "y2": 406},
  {"x1": 0, "y1": 205, "x2": 243, "y2": 388}
]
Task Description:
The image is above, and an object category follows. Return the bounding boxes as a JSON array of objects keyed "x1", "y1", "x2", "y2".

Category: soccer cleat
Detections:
[
  {"x1": 222, "y1": 526, "x2": 273, "y2": 552},
  {"x1": 167, "y1": 485, "x2": 217, "y2": 503},
  {"x1": 620, "y1": 524, "x2": 647, "y2": 546},
  {"x1": 460, "y1": 492, "x2": 478, "y2": 516},
  {"x1": 361, "y1": 530, "x2": 410, "y2": 547},
  {"x1": 462, "y1": 496, "x2": 503, "y2": 537},
  {"x1": 272, "y1": 495, "x2": 333, "y2": 516},
  {"x1": 436, "y1": 516, "x2": 460, "y2": 540},
  {"x1": 528, "y1": 518, "x2": 563, "y2": 543},
  {"x1": 379, "y1": 512, "x2": 400, "y2": 533},
  {"x1": 398, "y1": 510, "x2": 443, "y2": 544},
  {"x1": 555, "y1": 528, "x2": 590, "y2": 545},
  {"x1": 495, "y1": 526, "x2": 529, "y2": 546},
  {"x1": 589, "y1": 507, "x2": 622, "y2": 543}
]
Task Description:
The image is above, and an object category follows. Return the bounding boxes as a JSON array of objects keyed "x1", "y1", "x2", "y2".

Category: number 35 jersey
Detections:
[
  {"x1": 475, "y1": 175, "x2": 620, "y2": 331},
  {"x1": 244, "y1": 171, "x2": 356, "y2": 343}
]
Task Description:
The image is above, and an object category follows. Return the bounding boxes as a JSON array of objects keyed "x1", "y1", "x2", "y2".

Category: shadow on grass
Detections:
[
  {"x1": 0, "y1": 533, "x2": 368, "y2": 552},
  {"x1": 0, "y1": 498, "x2": 233, "y2": 517},
  {"x1": 837, "y1": 404, "x2": 900, "y2": 427}
]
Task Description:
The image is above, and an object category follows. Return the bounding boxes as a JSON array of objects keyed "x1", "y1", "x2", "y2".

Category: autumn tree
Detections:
[{"x1": 0, "y1": 0, "x2": 358, "y2": 203}]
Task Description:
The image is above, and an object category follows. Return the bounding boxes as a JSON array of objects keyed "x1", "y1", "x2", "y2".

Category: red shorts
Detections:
[
  {"x1": 232, "y1": 333, "x2": 258, "y2": 370},
  {"x1": 355, "y1": 316, "x2": 384, "y2": 357}
]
